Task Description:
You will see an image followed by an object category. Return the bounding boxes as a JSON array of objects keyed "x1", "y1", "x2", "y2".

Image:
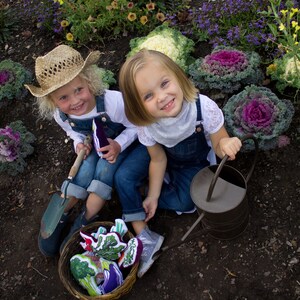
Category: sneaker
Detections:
[
  {"x1": 38, "y1": 212, "x2": 69, "y2": 257},
  {"x1": 176, "y1": 206, "x2": 197, "y2": 215},
  {"x1": 136, "y1": 227, "x2": 164, "y2": 278}
]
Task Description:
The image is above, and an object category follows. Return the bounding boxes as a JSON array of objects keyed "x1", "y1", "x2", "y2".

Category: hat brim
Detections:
[{"x1": 24, "y1": 51, "x2": 101, "y2": 98}]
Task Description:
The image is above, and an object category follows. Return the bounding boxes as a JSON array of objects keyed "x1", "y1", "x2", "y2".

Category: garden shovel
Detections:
[{"x1": 40, "y1": 135, "x2": 92, "y2": 239}]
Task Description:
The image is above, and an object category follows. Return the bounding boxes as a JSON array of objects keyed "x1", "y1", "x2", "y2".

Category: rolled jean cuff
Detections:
[
  {"x1": 122, "y1": 211, "x2": 146, "y2": 222},
  {"x1": 87, "y1": 180, "x2": 112, "y2": 201},
  {"x1": 61, "y1": 180, "x2": 88, "y2": 200}
]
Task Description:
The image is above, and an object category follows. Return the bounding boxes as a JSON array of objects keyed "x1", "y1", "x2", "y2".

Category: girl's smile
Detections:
[
  {"x1": 51, "y1": 76, "x2": 96, "y2": 116},
  {"x1": 135, "y1": 60, "x2": 184, "y2": 119}
]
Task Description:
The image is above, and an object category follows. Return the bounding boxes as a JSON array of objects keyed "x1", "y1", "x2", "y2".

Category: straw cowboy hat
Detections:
[{"x1": 25, "y1": 44, "x2": 100, "y2": 97}]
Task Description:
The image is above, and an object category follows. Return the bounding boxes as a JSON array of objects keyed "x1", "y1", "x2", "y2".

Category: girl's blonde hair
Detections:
[
  {"x1": 119, "y1": 49, "x2": 198, "y2": 126},
  {"x1": 36, "y1": 65, "x2": 105, "y2": 119}
]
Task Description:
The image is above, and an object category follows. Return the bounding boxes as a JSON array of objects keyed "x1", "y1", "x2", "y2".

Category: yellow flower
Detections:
[
  {"x1": 295, "y1": 41, "x2": 299, "y2": 45},
  {"x1": 292, "y1": 21, "x2": 298, "y2": 28},
  {"x1": 146, "y1": 2, "x2": 155, "y2": 11},
  {"x1": 266, "y1": 64, "x2": 277, "y2": 75},
  {"x1": 127, "y1": 12, "x2": 137, "y2": 21},
  {"x1": 280, "y1": 9, "x2": 288, "y2": 16},
  {"x1": 111, "y1": 0, "x2": 118, "y2": 9},
  {"x1": 140, "y1": 16, "x2": 148, "y2": 25},
  {"x1": 54, "y1": 0, "x2": 64, "y2": 4},
  {"x1": 295, "y1": 25, "x2": 300, "y2": 32},
  {"x1": 156, "y1": 12, "x2": 166, "y2": 22},
  {"x1": 291, "y1": 7, "x2": 299, "y2": 16},
  {"x1": 279, "y1": 23, "x2": 285, "y2": 31},
  {"x1": 66, "y1": 32, "x2": 74, "y2": 41},
  {"x1": 60, "y1": 20, "x2": 69, "y2": 28}
]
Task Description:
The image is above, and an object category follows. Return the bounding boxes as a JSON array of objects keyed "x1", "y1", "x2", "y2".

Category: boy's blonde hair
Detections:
[
  {"x1": 36, "y1": 65, "x2": 104, "y2": 119},
  {"x1": 119, "y1": 49, "x2": 198, "y2": 126}
]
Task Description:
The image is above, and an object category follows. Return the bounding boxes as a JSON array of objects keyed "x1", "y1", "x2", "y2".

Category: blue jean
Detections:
[
  {"x1": 61, "y1": 141, "x2": 139, "y2": 201},
  {"x1": 114, "y1": 144, "x2": 209, "y2": 222}
]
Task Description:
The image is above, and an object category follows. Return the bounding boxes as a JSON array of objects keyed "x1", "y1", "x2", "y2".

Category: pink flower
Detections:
[{"x1": 277, "y1": 135, "x2": 290, "y2": 148}]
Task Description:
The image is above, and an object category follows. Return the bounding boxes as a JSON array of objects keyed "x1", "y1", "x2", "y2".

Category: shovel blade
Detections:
[{"x1": 40, "y1": 193, "x2": 70, "y2": 239}]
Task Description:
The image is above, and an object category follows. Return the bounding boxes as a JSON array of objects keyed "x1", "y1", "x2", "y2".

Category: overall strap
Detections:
[{"x1": 196, "y1": 95, "x2": 203, "y2": 122}]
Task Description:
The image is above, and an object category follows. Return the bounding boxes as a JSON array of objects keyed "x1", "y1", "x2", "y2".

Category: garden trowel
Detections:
[{"x1": 40, "y1": 135, "x2": 92, "y2": 239}]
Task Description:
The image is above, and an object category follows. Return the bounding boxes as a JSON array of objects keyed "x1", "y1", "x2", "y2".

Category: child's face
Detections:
[
  {"x1": 50, "y1": 76, "x2": 95, "y2": 116},
  {"x1": 135, "y1": 60, "x2": 184, "y2": 119}
]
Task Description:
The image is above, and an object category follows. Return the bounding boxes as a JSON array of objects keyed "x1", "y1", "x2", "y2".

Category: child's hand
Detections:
[
  {"x1": 100, "y1": 138, "x2": 121, "y2": 163},
  {"x1": 219, "y1": 137, "x2": 242, "y2": 160},
  {"x1": 76, "y1": 142, "x2": 92, "y2": 159},
  {"x1": 143, "y1": 196, "x2": 158, "y2": 222}
]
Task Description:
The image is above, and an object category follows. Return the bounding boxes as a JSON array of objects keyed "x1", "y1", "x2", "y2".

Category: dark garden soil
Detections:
[{"x1": 1, "y1": 2, "x2": 300, "y2": 300}]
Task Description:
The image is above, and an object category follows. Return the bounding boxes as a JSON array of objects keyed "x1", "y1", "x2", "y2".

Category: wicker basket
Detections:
[{"x1": 58, "y1": 221, "x2": 138, "y2": 300}]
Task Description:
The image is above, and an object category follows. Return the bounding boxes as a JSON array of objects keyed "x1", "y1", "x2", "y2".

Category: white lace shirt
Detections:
[{"x1": 138, "y1": 94, "x2": 224, "y2": 147}]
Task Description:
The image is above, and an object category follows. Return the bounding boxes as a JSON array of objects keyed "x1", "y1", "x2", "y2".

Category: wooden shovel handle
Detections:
[{"x1": 68, "y1": 135, "x2": 92, "y2": 179}]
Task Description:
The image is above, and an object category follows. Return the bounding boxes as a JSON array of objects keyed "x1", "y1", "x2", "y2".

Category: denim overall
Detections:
[
  {"x1": 60, "y1": 94, "x2": 135, "y2": 201},
  {"x1": 115, "y1": 97, "x2": 212, "y2": 222}
]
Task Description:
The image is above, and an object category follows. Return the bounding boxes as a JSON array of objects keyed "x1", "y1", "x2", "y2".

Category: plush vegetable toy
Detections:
[{"x1": 70, "y1": 219, "x2": 143, "y2": 296}]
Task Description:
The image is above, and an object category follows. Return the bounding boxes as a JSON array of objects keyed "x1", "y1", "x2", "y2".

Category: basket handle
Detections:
[{"x1": 206, "y1": 134, "x2": 258, "y2": 202}]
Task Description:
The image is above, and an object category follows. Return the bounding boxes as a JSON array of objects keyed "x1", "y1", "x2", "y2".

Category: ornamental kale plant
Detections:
[
  {"x1": 128, "y1": 25, "x2": 195, "y2": 71},
  {"x1": 267, "y1": 53, "x2": 300, "y2": 93},
  {"x1": 0, "y1": 59, "x2": 32, "y2": 105},
  {"x1": 188, "y1": 47, "x2": 264, "y2": 94},
  {"x1": 223, "y1": 85, "x2": 295, "y2": 151},
  {"x1": 0, "y1": 121, "x2": 36, "y2": 176}
]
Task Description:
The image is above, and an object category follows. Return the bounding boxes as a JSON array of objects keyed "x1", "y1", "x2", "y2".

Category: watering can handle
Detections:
[{"x1": 206, "y1": 134, "x2": 259, "y2": 202}]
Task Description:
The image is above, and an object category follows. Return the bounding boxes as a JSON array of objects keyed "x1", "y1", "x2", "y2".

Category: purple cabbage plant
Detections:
[
  {"x1": 0, "y1": 121, "x2": 36, "y2": 176},
  {"x1": 0, "y1": 59, "x2": 32, "y2": 106},
  {"x1": 188, "y1": 46, "x2": 264, "y2": 95},
  {"x1": 223, "y1": 85, "x2": 295, "y2": 151}
]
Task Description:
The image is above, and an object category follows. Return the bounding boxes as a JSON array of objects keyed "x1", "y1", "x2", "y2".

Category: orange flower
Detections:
[
  {"x1": 127, "y1": 12, "x2": 137, "y2": 21},
  {"x1": 146, "y1": 2, "x2": 155, "y2": 11},
  {"x1": 156, "y1": 12, "x2": 165, "y2": 22},
  {"x1": 127, "y1": 2, "x2": 134, "y2": 9},
  {"x1": 140, "y1": 16, "x2": 148, "y2": 25}
]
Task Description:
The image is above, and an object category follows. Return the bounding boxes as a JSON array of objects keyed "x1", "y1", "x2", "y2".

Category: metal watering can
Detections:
[
  {"x1": 190, "y1": 134, "x2": 259, "y2": 240},
  {"x1": 153, "y1": 135, "x2": 258, "y2": 260}
]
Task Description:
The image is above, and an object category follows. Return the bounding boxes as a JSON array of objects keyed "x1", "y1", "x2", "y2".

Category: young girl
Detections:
[
  {"x1": 25, "y1": 45, "x2": 138, "y2": 257},
  {"x1": 116, "y1": 49, "x2": 242, "y2": 277}
]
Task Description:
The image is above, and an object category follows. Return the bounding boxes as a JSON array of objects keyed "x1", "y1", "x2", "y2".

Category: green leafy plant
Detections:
[
  {"x1": 0, "y1": 59, "x2": 32, "y2": 105},
  {"x1": 0, "y1": 4, "x2": 19, "y2": 44},
  {"x1": 59, "y1": 0, "x2": 168, "y2": 44},
  {"x1": 223, "y1": 85, "x2": 295, "y2": 151},
  {"x1": 263, "y1": 0, "x2": 300, "y2": 93},
  {"x1": 267, "y1": 53, "x2": 300, "y2": 93},
  {"x1": 0, "y1": 121, "x2": 36, "y2": 176},
  {"x1": 188, "y1": 46, "x2": 264, "y2": 95},
  {"x1": 127, "y1": 25, "x2": 195, "y2": 71},
  {"x1": 95, "y1": 67, "x2": 116, "y2": 89}
]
